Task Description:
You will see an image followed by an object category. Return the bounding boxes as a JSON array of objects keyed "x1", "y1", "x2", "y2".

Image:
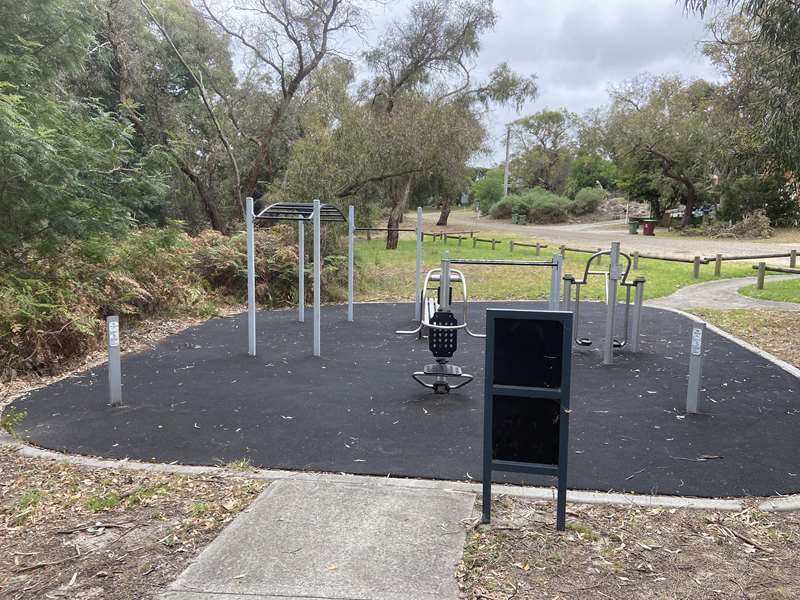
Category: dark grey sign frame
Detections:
[{"x1": 481, "y1": 308, "x2": 573, "y2": 531}]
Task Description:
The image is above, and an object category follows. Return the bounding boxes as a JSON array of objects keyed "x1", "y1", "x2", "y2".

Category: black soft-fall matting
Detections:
[{"x1": 12, "y1": 302, "x2": 800, "y2": 498}]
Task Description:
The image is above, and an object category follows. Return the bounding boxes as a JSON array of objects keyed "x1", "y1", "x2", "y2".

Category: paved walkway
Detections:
[
  {"x1": 160, "y1": 479, "x2": 476, "y2": 600},
  {"x1": 648, "y1": 274, "x2": 800, "y2": 311}
]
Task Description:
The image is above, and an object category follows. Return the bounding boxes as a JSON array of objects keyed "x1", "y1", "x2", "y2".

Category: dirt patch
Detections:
[
  {"x1": 691, "y1": 310, "x2": 800, "y2": 369},
  {"x1": 0, "y1": 446, "x2": 264, "y2": 599},
  {"x1": 459, "y1": 496, "x2": 800, "y2": 599}
]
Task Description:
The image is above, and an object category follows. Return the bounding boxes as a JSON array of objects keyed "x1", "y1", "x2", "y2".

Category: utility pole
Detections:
[{"x1": 503, "y1": 125, "x2": 511, "y2": 197}]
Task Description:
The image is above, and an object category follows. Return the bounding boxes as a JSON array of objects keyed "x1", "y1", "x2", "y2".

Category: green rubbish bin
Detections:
[{"x1": 628, "y1": 220, "x2": 640, "y2": 235}]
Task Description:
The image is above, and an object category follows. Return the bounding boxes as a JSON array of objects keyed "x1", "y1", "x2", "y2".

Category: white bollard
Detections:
[{"x1": 686, "y1": 322, "x2": 705, "y2": 414}]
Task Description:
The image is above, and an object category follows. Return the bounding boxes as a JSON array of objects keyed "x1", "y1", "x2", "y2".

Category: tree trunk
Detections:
[
  {"x1": 386, "y1": 175, "x2": 414, "y2": 249},
  {"x1": 681, "y1": 181, "x2": 697, "y2": 227},
  {"x1": 436, "y1": 197, "x2": 452, "y2": 226},
  {"x1": 180, "y1": 164, "x2": 227, "y2": 233}
]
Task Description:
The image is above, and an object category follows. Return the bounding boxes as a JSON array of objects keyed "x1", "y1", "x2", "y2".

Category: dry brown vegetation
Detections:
[
  {"x1": 459, "y1": 496, "x2": 800, "y2": 600},
  {"x1": 0, "y1": 447, "x2": 265, "y2": 600},
  {"x1": 692, "y1": 310, "x2": 800, "y2": 369}
]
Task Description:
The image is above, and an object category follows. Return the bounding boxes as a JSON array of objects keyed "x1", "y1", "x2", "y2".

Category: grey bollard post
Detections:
[
  {"x1": 347, "y1": 205, "x2": 354, "y2": 322},
  {"x1": 633, "y1": 251, "x2": 639, "y2": 270},
  {"x1": 603, "y1": 242, "x2": 621, "y2": 365},
  {"x1": 756, "y1": 262, "x2": 766, "y2": 289},
  {"x1": 686, "y1": 322, "x2": 705, "y2": 414},
  {"x1": 693, "y1": 256, "x2": 701, "y2": 279},
  {"x1": 791, "y1": 249, "x2": 797, "y2": 269},
  {"x1": 549, "y1": 254, "x2": 563, "y2": 311},
  {"x1": 246, "y1": 197, "x2": 256, "y2": 356},
  {"x1": 629, "y1": 277, "x2": 645, "y2": 353},
  {"x1": 714, "y1": 254, "x2": 722, "y2": 277},
  {"x1": 107, "y1": 316, "x2": 122, "y2": 406}
]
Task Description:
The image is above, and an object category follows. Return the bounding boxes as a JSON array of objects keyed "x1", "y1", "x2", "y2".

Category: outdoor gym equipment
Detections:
[
  {"x1": 246, "y1": 198, "x2": 351, "y2": 358},
  {"x1": 561, "y1": 242, "x2": 645, "y2": 365},
  {"x1": 397, "y1": 251, "x2": 564, "y2": 393}
]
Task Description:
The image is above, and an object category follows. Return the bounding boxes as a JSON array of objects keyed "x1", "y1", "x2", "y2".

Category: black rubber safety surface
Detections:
[{"x1": 12, "y1": 302, "x2": 800, "y2": 498}]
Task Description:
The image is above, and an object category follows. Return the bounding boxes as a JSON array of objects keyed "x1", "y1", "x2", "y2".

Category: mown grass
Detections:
[
  {"x1": 738, "y1": 278, "x2": 800, "y2": 304},
  {"x1": 355, "y1": 233, "x2": 754, "y2": 302}
]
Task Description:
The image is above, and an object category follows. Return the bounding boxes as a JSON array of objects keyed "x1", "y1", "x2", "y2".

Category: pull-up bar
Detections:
[{"x1": 246, "y1": 198, "x2": 351, "y2": 358}]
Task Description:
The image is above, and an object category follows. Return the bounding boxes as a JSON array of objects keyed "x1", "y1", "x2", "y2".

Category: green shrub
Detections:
[
  {"x1": 571, "y1": 187, "x2": 605, "y2": 215},
  {"x1": 471, "y1": 169, "x2": 505, "y2": 215},
  {"x1": 519, "y1": 188, "x2": 571, "y2": 224}
]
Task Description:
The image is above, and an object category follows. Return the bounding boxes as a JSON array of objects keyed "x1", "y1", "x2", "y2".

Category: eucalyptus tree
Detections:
[
  {"x1": 510, "y1": 109, "x2": 577, "y2": 194},
  {"x1": 605, "y1": 75, "x2": 719, "y2": 226}
]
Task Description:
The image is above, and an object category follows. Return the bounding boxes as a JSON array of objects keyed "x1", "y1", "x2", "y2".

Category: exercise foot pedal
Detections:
[{"x1": 412, "y1": 362, "x2": 473, "y2": 394}]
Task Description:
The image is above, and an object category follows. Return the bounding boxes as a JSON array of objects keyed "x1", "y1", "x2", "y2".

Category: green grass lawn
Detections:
[
  {"x1": 738, "y1": 278, "x2": 800, "y2": 304},
  {"x1": 354, "y1": 233, "x2": 754, "y2": 303}
]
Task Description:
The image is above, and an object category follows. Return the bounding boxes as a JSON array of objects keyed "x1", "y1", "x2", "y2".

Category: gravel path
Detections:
[
  {"x1": 431, "y1": 211, "x2": 799, "y2": 263},
  {"x1": 648, "y1": 274, "x2": 800, "y2": 311}
]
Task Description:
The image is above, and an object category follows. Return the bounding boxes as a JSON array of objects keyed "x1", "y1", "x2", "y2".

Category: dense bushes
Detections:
[
  {"x1": 488, "y1": 187, "x2": 604, "y2": 223},
  {"x1": 1, "y1": 226, "x2": 349, "y2": 379}
]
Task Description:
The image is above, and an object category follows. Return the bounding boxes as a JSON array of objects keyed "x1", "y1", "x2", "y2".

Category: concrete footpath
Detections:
[
  {"x1": 648, "y1": 274, "x2": 800, "y2": 311},
  {"x1": 160, "y1": 479, "x2": 476, "y2": 600}
]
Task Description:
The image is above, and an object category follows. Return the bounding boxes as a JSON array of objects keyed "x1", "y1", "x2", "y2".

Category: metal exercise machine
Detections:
[
  {"x1": 561, "y1": 242, "x2": 645, "y2": 365},
  {"x1": 397, "y1": 251, "x2": 564, "y2": 393}
]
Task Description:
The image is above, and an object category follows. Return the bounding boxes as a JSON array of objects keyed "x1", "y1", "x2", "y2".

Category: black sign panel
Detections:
[{"x1": 482, "y1": 309, "x2": 573, "y2": 531}]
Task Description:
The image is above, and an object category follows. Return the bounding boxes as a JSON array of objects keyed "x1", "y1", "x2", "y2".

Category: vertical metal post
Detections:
[
  {"x1": 246, "y1": 197, "x2": 256, "y2": 357},
  {"x1": 791, "y1": 250, "x2": 797, "y2": 269},
  {"x1": 549, "y1": 254, "x2": 563, "y2": 311},
  {"x1": 603, "y1": 242, "x2": 620, "y2": 365},
  {"x1": 630, "y1": 277, "x2": 645, "y2": 353},
  {"x1": 313, "y1": 199, "x2": 321, "y2": 357},
  {"x1": 693, "y1": 256, "x2": 701, "y2": 279},
  {"x1": 502, "y1": 125, "x2": 511, "y2": 197},
  {"x1": 415, "y1": 206, "x2": 423, "y2": 321},
  {"x1": 298, "y1": 220, "x2": 305, "y2": 323},
  {"x1": 440, "y1": 251, "x2": 451, "y2": 312},
  {"x1": 686, "y1": 322, "x2": 705, "y2": 414},
  {"x1": 757, "y1": 261, "x2": 766, "y2": 289},
  {"x1": 714, "y1": 254, "x2": 722, "y2": 277},
  {"x1": 561, "y1": 275, "x2": 574, "y2": 311},
  {"x1": 107, "y1": 316, "x2": 122, "y2": 406},
  {"x1": 347, "y1": 205, "x2": 354, "y2": 322}
]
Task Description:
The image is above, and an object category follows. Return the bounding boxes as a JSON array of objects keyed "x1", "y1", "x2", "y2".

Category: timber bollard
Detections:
[
  {"x1": 535, "y1": 242, "x2": 541, "y2": 256},
  {"x1": 633, "y1": 251, "x2": 639, "y2": 270},
  {"x1": 693, "y1": 256, "x2": 701, "y2": 279},
  {"x1": 714, "y1": 254, "x2": 722, "y2": 277},
  {"x1": 509, "y1": 240, "x2": 514, "y2": 253},
  {"x1": 560, "y1": 245, "x2": 566, "y2": 257},
  {"x1": 757, "y1": 262, "x2": 766, "y2": 289},
  {"x1": 491, "y1": 239, "x2": 497, "y2": 251},
  {"x1": 472, "y1": 237, "x2": 477, "y2": 248},
  {"x1": 596, "y1": 248, "x2": 603, "y2": 265},
  {"x1": 791, "y1": 250, "x2": 797, "y2": 269}
]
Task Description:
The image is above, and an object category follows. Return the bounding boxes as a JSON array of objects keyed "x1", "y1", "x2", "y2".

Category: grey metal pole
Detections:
[
  {"x1": 502, "y1": 125, "x2": 511, "y2": 197},
  {"x1": 347, "y1": 205, "x2": 354, "y2": 322},
  {"x1": 561, "y1": 275, "x2": 574, "y2": 311},
  {"x1": 298, "y1": 219, "x2": 305, "y2": 323},
  {"x1": 440, "y1": 251, "x2": 451, "y2": 312},
  {"x1": 246, "y1": 197, "x2": 256, "y2": 357},
  {"x1": 415, "y1": 206, "x2": 423, "y2": 321},
  {"x1": 313, "y1": 199, "x2": 321, "y2": 357},
  {"x1": 756, "y1": 261, "x2": 766, "y2": 289},
  {"x1": 630, "y1": 277, "x2": 645, "y2": 353},
  {"x1": 686, "y1": 321, "x2": 705, "y2": 414},
  {"x1": 603, "y1": 242, "x2": 620, "y2": 365},
  {"x1": 107, "y1": 316, "x2": 122, "y2": 406},
  {"x1": 549, "y1": 254, "x2": 563, "y2": 311}
]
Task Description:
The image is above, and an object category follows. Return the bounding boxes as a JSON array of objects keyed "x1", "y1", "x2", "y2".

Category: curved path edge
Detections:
[
  {"x1": 2, "y1": 430, "x2": 797, "y2": 513},
  {"x1": 648, "y1": 274, "x2": 800, "y2": 312}
]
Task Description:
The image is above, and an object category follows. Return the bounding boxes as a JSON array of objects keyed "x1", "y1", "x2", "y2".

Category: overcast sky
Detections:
[{"x1": 362, "y1": 0, "x2": 718, "y2": 164}]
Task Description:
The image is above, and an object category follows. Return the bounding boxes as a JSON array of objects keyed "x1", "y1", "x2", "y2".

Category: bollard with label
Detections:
[
  {"x1": 686, "y1": 322, "x2": 705, "y2": 414},
  {"x1": 107, "y1": 316, "x2": 122, "y2": 406}
]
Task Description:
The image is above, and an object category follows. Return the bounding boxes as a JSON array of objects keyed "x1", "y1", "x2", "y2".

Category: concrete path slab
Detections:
[
  {"x1": 160, "y1": 479, "x2": 476, "y2": 600},
  {"x1": 648, "y1": 274, "x2": 800, "y2": 311}
]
